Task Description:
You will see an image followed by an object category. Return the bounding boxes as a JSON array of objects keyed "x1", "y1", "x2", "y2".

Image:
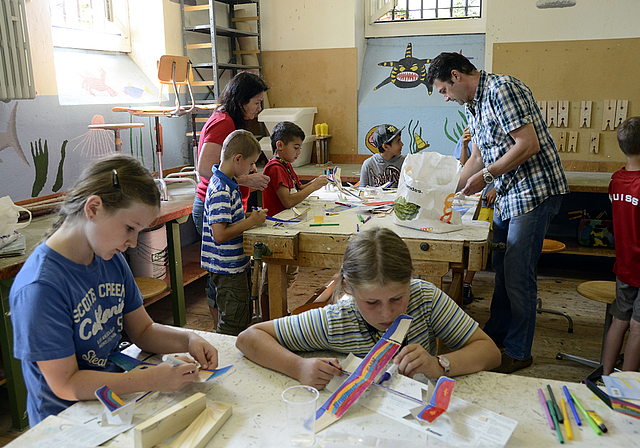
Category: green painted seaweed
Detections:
[
  {"x1": 52, "y1": 140, "x2": 67, "y2": 192},
  {"x1": 31, "y1": 139, "x2": 49, "y2": 197}
]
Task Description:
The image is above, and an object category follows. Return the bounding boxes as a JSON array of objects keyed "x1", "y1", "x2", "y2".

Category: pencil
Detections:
[
  {"x1": 570, "y1": 392, "x2": 602, "y2": 436},
  {"x1": 335, "y1": 201, "x2": 353, "y2": 207},
  {"x1": 561, "y1": 398, "x2": 573, "y2": 440},
  {"x1": 586, "y1": 410, "x2": 608, "y2": 433},
  {"x1": 310, "y1": 223, "x2": 340, "y2": 227},
  {"x1": 547, "y1": 400, "x2": 564, "y2": 444},
  {"x1": 562, "y1": 385, "x2": 581, "y2": 426},
  {"x1": 547, "y1": 385, "x2": 563, "y2": 423},
  {"x1": 538, "y1": 388, "x2": 555, "y2": 430}
]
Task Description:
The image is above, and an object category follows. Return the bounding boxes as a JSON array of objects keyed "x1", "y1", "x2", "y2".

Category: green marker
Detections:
[
  {"x1": 310, "y1": 223, "x2": 340, "y2": 227},
  {"x1": 570, "y1": 392, "x2": 602, "y2": 436}
]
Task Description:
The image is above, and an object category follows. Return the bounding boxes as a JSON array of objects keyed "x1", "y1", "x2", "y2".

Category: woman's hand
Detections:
[
  {"x1": 296, "y1": 357, "x2": 343, "y2": 390},
  {"x1": 237, "y1": 172, "x2": 270, "y2": 190},
  {"x1": 393, "y1": 344, "x2": 441, "y2": 379}
]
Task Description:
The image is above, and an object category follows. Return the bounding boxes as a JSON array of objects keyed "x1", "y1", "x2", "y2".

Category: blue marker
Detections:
[{"x1": 563, "y1": 385, "x2": 581, "y2": 426}]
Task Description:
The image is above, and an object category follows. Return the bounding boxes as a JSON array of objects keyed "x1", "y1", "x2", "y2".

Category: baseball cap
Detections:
[{"x1": 372, "y1": 124, "x2": 405, "y2": 150}]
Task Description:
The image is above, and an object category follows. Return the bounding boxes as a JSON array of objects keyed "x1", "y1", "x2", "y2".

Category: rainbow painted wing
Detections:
[
  {"x1": 95, "y1": 385, "x2": 126, "y2": 413},
  {"x1": 315, "y1": 314, "x2": 413, "y2": 432},
  {"x1": 414, "y1": 376, "x2": 455, "y2": 423}
]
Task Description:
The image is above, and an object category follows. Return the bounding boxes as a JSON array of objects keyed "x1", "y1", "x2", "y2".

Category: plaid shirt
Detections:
[{"x1": 466, "y1": 71, "x2": 568, "y2": 220}]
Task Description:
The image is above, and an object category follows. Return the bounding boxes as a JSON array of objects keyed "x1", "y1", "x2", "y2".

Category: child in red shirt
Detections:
[
  {"x1": 262, "y1": 121, "x2": 329, "y2": 216},
  {"x1": 603, "y1": 116, "x2": 640, "y2": 375}
]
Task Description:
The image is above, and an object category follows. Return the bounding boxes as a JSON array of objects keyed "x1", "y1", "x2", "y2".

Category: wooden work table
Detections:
[
  {"x1": 0, "y1": 183, "x2": 203, "y2": 430},
  {"x1": 6, "y1": 329, "x2": 639, "y2": 447},
  {"x1": 245, "y1": 190, "x2": 489, "y2": 320}
]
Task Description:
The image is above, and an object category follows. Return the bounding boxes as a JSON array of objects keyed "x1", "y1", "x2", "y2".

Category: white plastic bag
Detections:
[
  {"x1": 393, "y1": 152, "x2": 462, "y2": 233},
  {"x1": 0, "y1": 195, "x2": 32, "y2": 238}
]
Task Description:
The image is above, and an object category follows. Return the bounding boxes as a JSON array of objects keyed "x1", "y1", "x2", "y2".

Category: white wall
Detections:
[
  {"x1": 260, "y1": 0, "x2": 356, "y2": 50},
  {"x1": 485, "y1": 0, "x2": 640, "y2": 71},
  {"x1": 25, "y1": 0, "x2": 57, "y2": 95}
]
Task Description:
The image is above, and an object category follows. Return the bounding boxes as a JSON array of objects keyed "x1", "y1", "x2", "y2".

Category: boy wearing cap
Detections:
[{"x1": 360, "y1": 124, "x2": 406, "y2": 188}]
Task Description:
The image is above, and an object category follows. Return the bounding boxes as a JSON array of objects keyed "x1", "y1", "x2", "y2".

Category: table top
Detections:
[
  {"x1": 0, "y1": 184, "x2": 197, "y2": 282},
  {"x1": 87, "y1": 123, "x2": 145, "y2": 130},
  {"x1": 113, "y1": 104, "x2": 218, "y2": 117},
  {"x1": 7, "y1": 329, "x2": 639, "y2": 447}
]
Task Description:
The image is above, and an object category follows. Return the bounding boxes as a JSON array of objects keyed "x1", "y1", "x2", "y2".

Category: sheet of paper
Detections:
[
  {"x1": 32, "y1": 418, "x2": 134, "y2": 448},
  {"x1": 328, "y1": 355, "x2": 517, "y2": 447}
]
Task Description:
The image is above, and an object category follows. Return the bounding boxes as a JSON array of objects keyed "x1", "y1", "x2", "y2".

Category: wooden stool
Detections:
[
  {"x1": 88, "y1": 122, "x2": 144, "y2": 153},
  {"x1": 536, "y1": 239, "x2": 574, "y2": 332},
  {"x1": 556, "y1": 280, "x2": 617, "y2": 370},
  {"x1": 135, "y1": 277, "x2": 168, "y2": 300}
]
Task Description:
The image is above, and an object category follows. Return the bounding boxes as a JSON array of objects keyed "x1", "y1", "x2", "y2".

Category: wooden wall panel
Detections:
[
  {"x1": 493, "y1": 38, "x2": 640, "y2": 167},
  {"x1": 262, "y1": 48, "x2": 358, "y2": 162}
]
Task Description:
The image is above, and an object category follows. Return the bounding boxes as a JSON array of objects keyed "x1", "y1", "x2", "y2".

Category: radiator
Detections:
[{"x1": 0, "y1": 0, "x2": 35, "y2": 101}]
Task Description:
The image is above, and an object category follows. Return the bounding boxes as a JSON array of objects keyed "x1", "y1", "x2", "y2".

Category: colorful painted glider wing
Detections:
[
  {"x1": 413, "y1": 376, "x2": 455, "y2": 423},
  {"x1": 315, "y1": 314, "x2": 413, "y2": 432},
  {"x1": 95, "y1": 385, "x2": 126, "y2": 413}
]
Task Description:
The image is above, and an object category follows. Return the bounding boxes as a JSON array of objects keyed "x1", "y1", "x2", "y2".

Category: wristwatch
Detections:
[
  {"x1": 437, "y1": 355, "x2": 450, "y2": 376},
  {"x1": 482, "y1": 167, "x2": 495, "y2": 184}
]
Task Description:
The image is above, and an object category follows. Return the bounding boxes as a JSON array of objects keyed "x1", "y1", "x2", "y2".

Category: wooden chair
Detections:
[
  {"x1": 290, "y1": 276, "x2": 339, "y2": 315},
  {"x1": 135, "y1": 277, "x2": 168, "y2": 300},
  {"x1": 536, "y1": 239, "x2": 574, "y2": 333},
  {"x1": 153, "y1": 56, "x2": 200, "y2": 198}
]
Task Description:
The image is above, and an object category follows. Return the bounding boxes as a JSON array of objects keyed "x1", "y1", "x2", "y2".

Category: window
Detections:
[
  {"x1": 379, "y1": 0, "x2": 481, "y2": 22},
  {"x1": 49, "y1": 0, "x2": 130, "y2": 52},
  {"x1": 365, "y1": 0, "x2": 485, "y2": 38}
]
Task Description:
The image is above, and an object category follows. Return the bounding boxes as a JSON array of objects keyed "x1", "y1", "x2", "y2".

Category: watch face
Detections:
[{"x1": 438, "y1": 356, "x2": 450, "y2": 368}]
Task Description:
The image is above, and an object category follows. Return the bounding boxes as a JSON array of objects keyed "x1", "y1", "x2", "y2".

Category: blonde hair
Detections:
[
  {"x1": 338, "y1": 227, "x2": 413, "y2": 295},
  {"x1": 48, "y1": 154, "x2": 160, "y2": 236},
  {"x1": 220, "y1": 129, "x2": 261, "y2": 161}
]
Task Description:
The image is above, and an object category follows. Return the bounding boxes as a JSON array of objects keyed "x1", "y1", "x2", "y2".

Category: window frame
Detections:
[
  {"x1": 49, "y1": 0, "x2": 131, "y2": 52},
  {"x1": 365, "y1": 0, "x2": 486, "y2": 38}
]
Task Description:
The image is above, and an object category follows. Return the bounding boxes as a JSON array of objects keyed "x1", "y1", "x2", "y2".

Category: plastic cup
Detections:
[
  {"x1": 312, "y1": 203, "x2": 324, "y2": 223},
  {"x1": 281, "y1": 385, "x2": 319, "y2": 447}
]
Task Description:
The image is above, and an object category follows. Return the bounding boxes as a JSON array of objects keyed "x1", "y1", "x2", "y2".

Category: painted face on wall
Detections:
[{"x1": 242, "y1": 92, "x2": 264, "y2": 120}]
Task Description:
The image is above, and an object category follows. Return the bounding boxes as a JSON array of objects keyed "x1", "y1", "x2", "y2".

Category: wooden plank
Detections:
[
  {"x1": 467, "y1": 241, "x2": 489, "y2": 272},
  {"x1": 133, "y1": 393, "x2": 207, "y2": 448},
  {"x1": 403, "y1": 239, "x2": 464, "y2": 264},
  {"x1": 184, "y1": 5, "x2": 209, "y2": 11},
  {"x1": 171, "y1": 402, "x2": 232, "y2": 448},
  {"x1": 233, "y1": 49, "x2": 261, "y2": 55},
  {"x1": 187, "y1": 43, "x2": 212, "y2": 50},
  {"x1": 243, "y1": 234, "x2": 298, "y2": 260},
  {"x1": 231, "y1": 16, "x2": 259, "y2": 22},
  {"x1": 191, "y1": 81, "x2": 215, "y2": 87}
]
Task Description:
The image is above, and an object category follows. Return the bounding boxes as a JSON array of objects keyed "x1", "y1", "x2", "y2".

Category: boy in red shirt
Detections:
[
  {"x1": 603, "y1": 116, "x2": 640, "y2": 375},
  {"x1": 262, "y1": 121, "x2": 329, "y2": 216}
]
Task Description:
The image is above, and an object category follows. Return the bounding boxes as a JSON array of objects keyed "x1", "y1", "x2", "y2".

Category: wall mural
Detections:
[
  {"x1": 358, "y1": 34, "x2": 485, "y2": 158},
  {"x1": 0, "y1": 103, "x2": 29, "y2": 166},
  {"x1": 374, "y1": 43, "x2": 433, "y2": 94}
]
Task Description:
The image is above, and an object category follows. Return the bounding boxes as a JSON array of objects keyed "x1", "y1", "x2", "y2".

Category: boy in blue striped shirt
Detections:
[{"x1": 202, "y1": 129, "x2": 268, "y2": 335}]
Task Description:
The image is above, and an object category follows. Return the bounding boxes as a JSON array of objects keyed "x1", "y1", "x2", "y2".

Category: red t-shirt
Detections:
[
  {"x1": 609, "y1": 168, "x2": 640, "y2": 287},
  {"x1": 263, "y1": 157, "x2": 302, "y2": 216},
  {"x1": 196, "y1": 111, "x2": 251, "y2": 209}
]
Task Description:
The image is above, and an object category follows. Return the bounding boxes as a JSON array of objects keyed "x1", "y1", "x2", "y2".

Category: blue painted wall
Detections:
[{"x1": 358, "y1": 34, "x2": 485, "y2": 156}]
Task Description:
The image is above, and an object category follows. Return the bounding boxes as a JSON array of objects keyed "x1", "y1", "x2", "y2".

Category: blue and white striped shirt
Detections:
[
  {"x1": 201, "y1": 165, "x2": 249, "y2": 274},
  {"x1": 467, "y1": 71, "x2": 569, "y2": 220},
  {"x1": 273, "y1": 279, "x2": 478, "y2": 358}
]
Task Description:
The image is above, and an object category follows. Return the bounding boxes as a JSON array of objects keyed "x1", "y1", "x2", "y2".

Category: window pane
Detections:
[
  {"x1": 397, "y1": 0, "x2": 408, "y2": 8},
  {"x1": 374, "y1": 0, "x2": 481, "y2": 22},
  {"x1": 423, "y1": 9, "x2": 436, "y2": 19},
  {"x1": 408, "y1": 9, "x2": 423, "y2": 20},
  {"x1": 408, "y1": 0, "x2": 422, "y2": 9},
  {"x1": 439, "y1": 0, "x2": 452, "y2": 8},
  {"x1": 452, "y1": 7, "x2": 466, "y2": 17},
  {"x1": 424, "y1": 0, "x2": 437, "y2": 8},
  {"x1": 438, "y1": 8, "x2": 452, "y2": 18},
  {"x1": 468, "y1": 6, "x2": 480, "y2": 16},
  {"x1": 469, "y1": 0, "x2": 480, "y2": 6}
]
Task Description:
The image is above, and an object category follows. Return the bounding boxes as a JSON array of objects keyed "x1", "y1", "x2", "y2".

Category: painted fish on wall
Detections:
[
  {"x1": 374, "y1": 43, "x2": 432, "y2": 94},
  {"x1": 0, "y1": 102, "x2": 29, "y2": 166}
]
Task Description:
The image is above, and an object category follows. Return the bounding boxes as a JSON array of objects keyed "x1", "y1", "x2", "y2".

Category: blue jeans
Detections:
[
  {"x1": 483, "y1": 195, "x2": 563, "y2": 361},
  {"x1": 193, "y1": 196, "x2": 217, "y2": 310}
]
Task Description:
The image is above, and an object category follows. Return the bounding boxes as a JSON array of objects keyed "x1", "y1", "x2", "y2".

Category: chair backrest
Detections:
[
  {"x1": 157, "y1": 55, "x2": 190, "y2": 85},
  {"x1": 156, "y1": 55, "x2": 195, "y2": 115}
]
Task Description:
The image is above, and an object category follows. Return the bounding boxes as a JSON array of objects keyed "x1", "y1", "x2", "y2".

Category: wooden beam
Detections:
[
  {"x1": 171, "y1": 402, "x2": 232, "y2": 448},
  {"x1": 184, "y1": 5, "x2": 209, "y2": 12},
  {"x1": 133, "y1": 393, "x2": 207, "y2": 448},
  {"x1": 187, "y1": 43, "x2": 212, "y2": 50},
  {"x1": 231, "y1": 16, "x2": 259, "y2": 22}
]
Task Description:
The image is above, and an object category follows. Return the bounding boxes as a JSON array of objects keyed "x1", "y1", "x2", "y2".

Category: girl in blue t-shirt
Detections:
[{"x1": 10, "y1": 154, "x2": 218, "y2": 426}]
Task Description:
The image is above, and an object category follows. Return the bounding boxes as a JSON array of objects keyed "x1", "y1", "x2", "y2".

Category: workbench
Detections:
[
  {"x1": 0, "y1": 183, "x2": 204, "y2": 430},
  {"x1": 244, "y1": 190, "x2": 489, "y2": 319},
  {"x1": 5, "y1": 329, "x2": 639, "y2": 447}
]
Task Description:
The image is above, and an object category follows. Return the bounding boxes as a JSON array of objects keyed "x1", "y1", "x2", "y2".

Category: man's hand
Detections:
[{"x1": 462, "y1": 171, "x2": 488, "y2": 196}]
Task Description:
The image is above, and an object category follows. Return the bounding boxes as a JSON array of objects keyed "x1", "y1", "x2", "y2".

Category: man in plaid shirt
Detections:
[{"x1": 427, "y1": 52, "x2": 569, "y2": 374}]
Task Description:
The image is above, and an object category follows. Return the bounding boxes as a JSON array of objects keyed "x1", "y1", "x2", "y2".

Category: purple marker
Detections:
[{"x1": 538, "y1": 388, "x2": 555, "y2": 430}]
